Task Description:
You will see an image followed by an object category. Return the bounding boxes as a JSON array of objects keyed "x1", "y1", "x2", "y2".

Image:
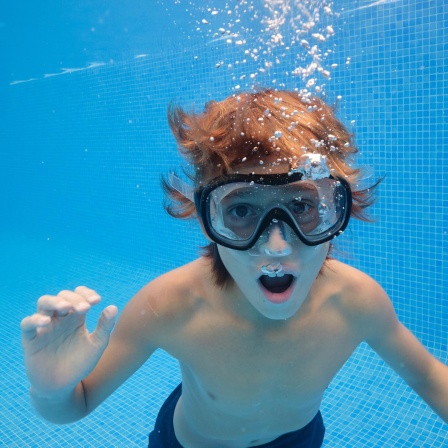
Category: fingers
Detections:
[
  {"x1": 22, "y1": 286, "x2": 115, "y2": 342},
  {"x1": 36, "y1": 286, "x2": 101, "y2": 317},
  {"x1": 20, "y1": 314, "x2": 51, "y2": 340},
  {"x1": 74, "y1": 286, "x2": 101, "y2": 305},
  {"x1": 36, "y1": 294, "x2": 75, "y2": 317},
  {"x1": 91, "y1": 305, "x2": 119, "y2": 347}
]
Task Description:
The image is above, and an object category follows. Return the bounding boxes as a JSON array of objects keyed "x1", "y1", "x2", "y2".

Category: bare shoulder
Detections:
[
  {"x1": 320, "y1": 259, "x2": 396, "y2": 339},
  {"x1": 115, "y1": 257, "x2": 212, "y2": 346},
  {"x1": 322, "y1": 259, "x2": 388, "y2": 303}
]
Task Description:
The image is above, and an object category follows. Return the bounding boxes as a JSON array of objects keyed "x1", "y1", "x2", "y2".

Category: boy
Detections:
[{"x1": 21, "y1": 89, "x2": 448, "y2": 447}]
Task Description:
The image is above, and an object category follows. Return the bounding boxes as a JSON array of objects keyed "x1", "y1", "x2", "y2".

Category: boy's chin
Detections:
[
  {"x1": 252, "y1": 300, "x2": 304, "y2": 320},
  {"x1": 244, "y1": 283, "x2": 309, "y2": 320}
]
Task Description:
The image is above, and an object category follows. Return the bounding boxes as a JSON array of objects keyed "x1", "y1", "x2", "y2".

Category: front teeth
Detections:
[{"x1": 261, "y1": 263, "x2": 285, "y2": 277}]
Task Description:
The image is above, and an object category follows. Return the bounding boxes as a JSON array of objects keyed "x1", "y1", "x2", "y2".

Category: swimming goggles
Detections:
[{"x1": 168, "y1": 157, "x2": 352, "y2": 250}]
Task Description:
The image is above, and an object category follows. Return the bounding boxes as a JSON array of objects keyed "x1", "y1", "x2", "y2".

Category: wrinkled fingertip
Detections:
[
  {"x1": 104, "y1": 305, "x2": 119, "y2": 319},
  {"x1": 74, "y1": 302, "x2": 90, "y2": 313},
  {"x1": 87, "y1": 294, "x2": 101, "y2": 304}
]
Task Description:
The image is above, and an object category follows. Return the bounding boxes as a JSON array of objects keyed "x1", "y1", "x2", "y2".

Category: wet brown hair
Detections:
[{"x1": 162, "y1": 88, "x2": 380, "y2": 286}]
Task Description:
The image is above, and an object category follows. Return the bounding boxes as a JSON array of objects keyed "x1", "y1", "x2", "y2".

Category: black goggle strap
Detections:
[{"x1": 168, "y1": 171, "x2": 307, "y2": 203}]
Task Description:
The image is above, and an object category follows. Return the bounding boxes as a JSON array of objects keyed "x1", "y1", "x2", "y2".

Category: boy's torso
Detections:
[{"x1": 147, "y1": 258, "x2": 369, "y2": 447}]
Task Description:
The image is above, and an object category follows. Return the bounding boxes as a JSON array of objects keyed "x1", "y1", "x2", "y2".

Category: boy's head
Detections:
[{"x1": 163, "y1": 89, "x2": 378, "y2": 309}]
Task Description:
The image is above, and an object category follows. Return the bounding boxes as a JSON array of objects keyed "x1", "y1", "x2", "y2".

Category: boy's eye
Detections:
[
  {"x1": 290, "y1": 200, "x2": 311, "y2": 215},
  {"x1": 228, "y1": 204, "x2": 255, "y2": 218}
]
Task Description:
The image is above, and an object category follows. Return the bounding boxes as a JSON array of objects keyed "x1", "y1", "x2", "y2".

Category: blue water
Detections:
[{"x1": 1, "y1": 0, "x2": 447, "y2": 446}]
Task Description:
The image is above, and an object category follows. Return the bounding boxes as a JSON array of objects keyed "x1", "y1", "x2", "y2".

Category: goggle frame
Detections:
[{"x1": 194, "y1": 172, "x2": 352, "y2": 250}]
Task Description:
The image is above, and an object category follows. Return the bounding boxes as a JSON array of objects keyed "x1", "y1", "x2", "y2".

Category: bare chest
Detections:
[{"x1": 167, "y1": 305, "x2": 361, "y2": 410}]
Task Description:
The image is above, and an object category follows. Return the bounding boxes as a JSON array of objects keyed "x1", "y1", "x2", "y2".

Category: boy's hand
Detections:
[{"x1": 20, "y1": 286, "x2": 118, "y2": 399}]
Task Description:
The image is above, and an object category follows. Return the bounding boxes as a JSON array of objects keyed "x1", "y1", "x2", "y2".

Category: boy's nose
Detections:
[{"x1": 259, "y1": 221, "x2": 292, "y2": 257}]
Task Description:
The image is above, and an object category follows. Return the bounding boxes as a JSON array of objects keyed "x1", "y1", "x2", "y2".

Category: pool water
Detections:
[{"x1": 1, "y1": 0, "x2": 447, "y2": 446}]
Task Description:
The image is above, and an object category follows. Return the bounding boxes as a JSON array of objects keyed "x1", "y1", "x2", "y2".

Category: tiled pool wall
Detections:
[
  {"x1": 4, "y1": 0, "x2": 446, "y2": 351},
  {"x1": 1, "y1": 0, "x2": 446, "y2": 446}
]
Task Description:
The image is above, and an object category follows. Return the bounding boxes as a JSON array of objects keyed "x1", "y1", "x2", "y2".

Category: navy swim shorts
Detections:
[{"x1": 148, "y1": 384, "x2": 325, "y2": 447}]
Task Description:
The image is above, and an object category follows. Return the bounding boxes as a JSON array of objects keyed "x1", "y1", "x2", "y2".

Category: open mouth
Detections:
[{"x1": 259, "y1": 274, "x2": 295, "y2": 294}]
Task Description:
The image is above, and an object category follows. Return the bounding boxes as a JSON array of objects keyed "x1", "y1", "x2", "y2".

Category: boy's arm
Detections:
[
  {"x1": 361, "y1": 280, "x2": 448, "y2": 423},
  {"x1": 80, "y1": 284, "x2": 162, "y2": 415}
]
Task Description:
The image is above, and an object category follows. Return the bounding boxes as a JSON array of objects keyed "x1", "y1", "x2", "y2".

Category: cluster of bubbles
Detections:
[{"x1": 180, "y1": 0, "x2": 345, "y2": 94}]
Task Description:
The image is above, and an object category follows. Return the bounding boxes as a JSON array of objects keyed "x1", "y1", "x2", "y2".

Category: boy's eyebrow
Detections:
[{"x1": 293, "y1": 182, "x2": 318, "y2": 193}]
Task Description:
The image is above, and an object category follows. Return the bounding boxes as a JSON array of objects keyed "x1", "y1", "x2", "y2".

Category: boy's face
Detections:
[{"x1": 215, "y1": 155, "x2": 330, "y2": 320}]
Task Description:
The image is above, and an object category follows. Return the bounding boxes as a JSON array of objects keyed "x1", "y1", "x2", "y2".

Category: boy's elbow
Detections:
[
  {"x1": 29, "y1": 383, "x2": 90, "y2": 425},
  {"x1": 32, "y1": 409, "x2": 86, "y2": 426}
]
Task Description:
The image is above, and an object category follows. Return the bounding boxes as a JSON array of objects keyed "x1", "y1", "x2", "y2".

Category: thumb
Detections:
[{"x1": 91, "y1": 305, "x2": 118, "y2": 347}]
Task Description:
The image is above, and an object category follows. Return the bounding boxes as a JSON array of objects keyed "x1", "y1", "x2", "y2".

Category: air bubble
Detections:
[
  {"x1": 184, "y1": 1, "x2": 341, "y2": 100},
  {"x1": 312, "y1": 33, "x2": 326, "y2": 42},
  {"x1": 274, "y1": 130, "x2": 283, "y2": 139}
]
